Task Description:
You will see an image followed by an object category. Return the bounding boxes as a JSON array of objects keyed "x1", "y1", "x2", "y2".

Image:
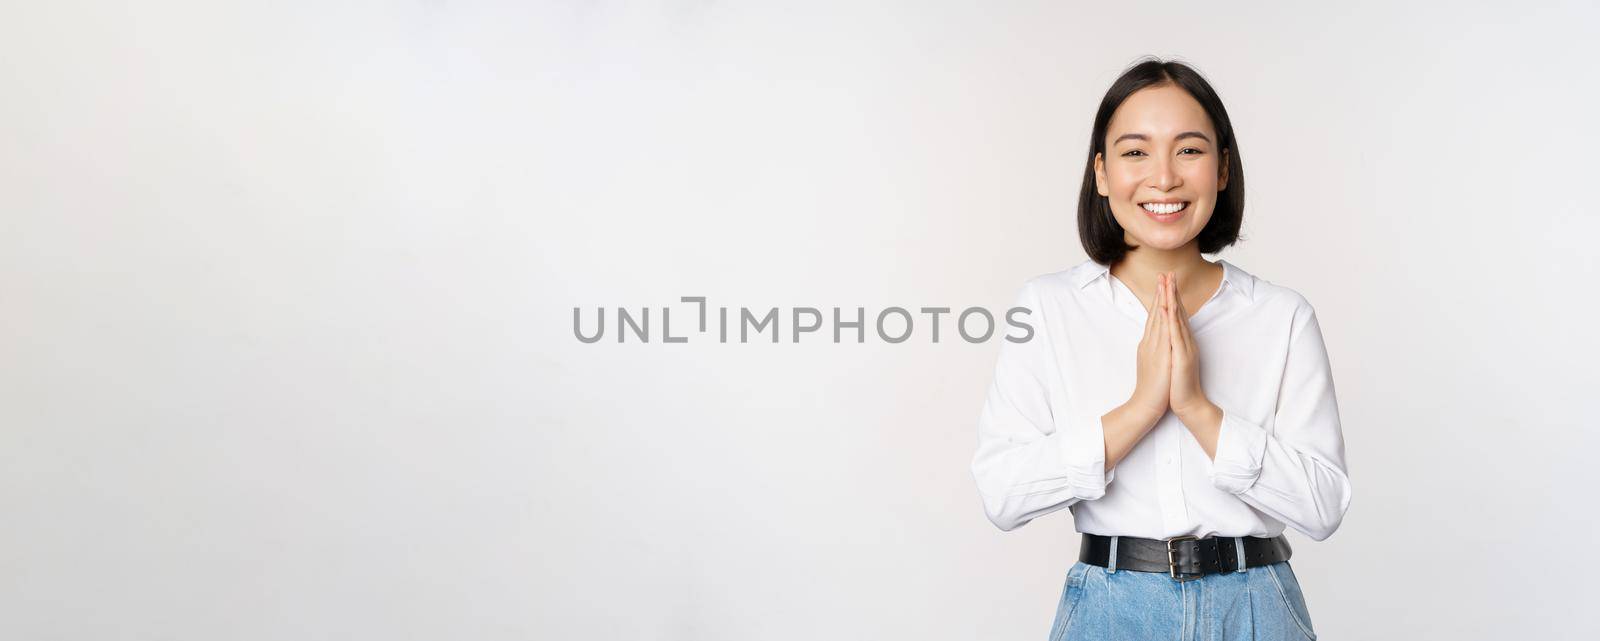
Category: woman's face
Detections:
[{"x1": 1095, "y1": 84, "x2": 1228, "y2": 252}]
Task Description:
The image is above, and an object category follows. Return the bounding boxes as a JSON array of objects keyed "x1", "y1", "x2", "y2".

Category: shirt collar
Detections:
[{"x1": 1073, "y1": 259, "x2": 1256, "y2": 304}]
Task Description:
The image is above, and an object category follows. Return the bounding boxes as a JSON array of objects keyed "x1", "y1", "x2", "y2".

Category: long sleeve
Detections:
[
  {"x1": 1209, "y1": 302, "x2": 1352, "y2": 541},
  {"x1": 971, "y1": 281, "x2": 1115, "y2": 532}
]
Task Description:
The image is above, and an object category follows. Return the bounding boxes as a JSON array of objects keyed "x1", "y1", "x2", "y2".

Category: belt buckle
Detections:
[{"x1": 1166, "y1": 535, "x2": 1201, "y2": 582}]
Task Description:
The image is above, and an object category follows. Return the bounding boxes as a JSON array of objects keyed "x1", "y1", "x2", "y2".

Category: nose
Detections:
[{"x1": 1151, "y1": 156, "x2": 1182, "y2": 192}]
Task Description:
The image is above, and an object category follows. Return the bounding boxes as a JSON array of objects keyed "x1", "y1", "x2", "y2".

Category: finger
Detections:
[
  {"x1": 1153, "y1": 277, "x2": 1168, "y2": 346},
  {"x1": 1167, "y1": 272, "x2": 1191, "y2": 349},
  {"x1": 1146, "y1": 276, "x2": 1162, "y2": 335},
  {"x1": 1165, "y1": 272, "x2": 1183, "y2": 342},
  {"x1": 1167, "y1": 271, "x2": 1178, "y2": 317},
  {"x1": 1170, "y1": 274, "x2": 1189, "y2": 354},
  {"x1": 1166, "y1": 284, "x2": 1180, "y2": 350},
  {"x1": 1171, "y1": 272, "x2": 1185, "y2": 317},
  {"x1": 1164, "y1": 276, "x2": 1177, "y2": 345},
  {"x1": 1143, "y1": 276, "x2": 1160, "y2": 335},
  {"x1": 1174, "y1": 273, "x2": 1196, "y2": 351},
  {"x1": 1174, "y1": 278, "x2": 1190, "y2": 339}
]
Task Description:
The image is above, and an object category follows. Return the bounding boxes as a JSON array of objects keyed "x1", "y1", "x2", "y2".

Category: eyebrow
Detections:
[{"x1": 1112, "y1": 131, "x2": 1213, "y2": 145}]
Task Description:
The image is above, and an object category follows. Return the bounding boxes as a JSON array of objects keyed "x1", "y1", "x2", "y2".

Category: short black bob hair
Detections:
[{"x1": 1078, "y1": 57, "x2": 1245, "y2": 265}]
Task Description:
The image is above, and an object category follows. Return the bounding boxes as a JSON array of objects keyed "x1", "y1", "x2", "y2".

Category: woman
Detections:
[{"x1": 970, "y1": 58, "x2": 1351, "y2": 641}]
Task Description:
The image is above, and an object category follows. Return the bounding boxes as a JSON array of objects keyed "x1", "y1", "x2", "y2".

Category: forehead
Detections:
[{"x1": 1107, "y1": 84, "x2": 1215, "y2": 141}]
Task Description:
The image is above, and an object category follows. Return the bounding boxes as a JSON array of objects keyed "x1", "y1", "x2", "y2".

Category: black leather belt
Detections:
[{"x1": 1079, "y1": 533, "x2": 1292, "y2": 582}]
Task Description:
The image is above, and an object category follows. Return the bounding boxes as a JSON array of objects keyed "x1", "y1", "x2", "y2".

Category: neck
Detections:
[{"x1": 1110, "y1": 242, "x2": 1213, "y2": 288}]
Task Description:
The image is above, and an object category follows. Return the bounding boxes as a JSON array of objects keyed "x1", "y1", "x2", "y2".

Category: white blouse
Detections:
[{"x1": 970, "y1": 258, "x2": 1352, "y2": 541}]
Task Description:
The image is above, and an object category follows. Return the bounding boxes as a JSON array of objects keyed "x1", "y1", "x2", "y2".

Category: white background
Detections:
[{"x1": 4, "y1": 1, "x2": 1598, "y2": 639}]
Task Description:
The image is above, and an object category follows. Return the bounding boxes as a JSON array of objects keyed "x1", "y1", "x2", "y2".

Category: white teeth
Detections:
[{"x1": 1141, "y1": 202, "x2": 1187, "y2": 214}]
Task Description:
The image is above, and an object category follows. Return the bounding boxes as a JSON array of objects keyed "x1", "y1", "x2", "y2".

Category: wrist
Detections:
[
  {"x1": 1123, "y1": 396, "x2": 1167, "y2": 426},
  {"x1": 1174, "y1": 399, "x2": 1221, "y2": 426}
]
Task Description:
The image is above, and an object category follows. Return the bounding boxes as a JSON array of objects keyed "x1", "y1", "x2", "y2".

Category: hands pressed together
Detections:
[
  {"x1": 1096, "y1": 271, "x2": 1228, "y2": 469},
  {"x1": 1130, "y1": 272, "x2": 1219, "y2": 426}
]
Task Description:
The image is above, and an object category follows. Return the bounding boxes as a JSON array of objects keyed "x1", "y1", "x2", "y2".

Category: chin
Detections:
[{"x1": 1132, "y1": 230, "x2": 1198, "y2": 250}]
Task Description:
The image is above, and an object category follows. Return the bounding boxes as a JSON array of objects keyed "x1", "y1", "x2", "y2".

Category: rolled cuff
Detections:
[
  {"x1": 1058, "y1": 408, "x2": 1116, "y2": 501},
  {"x1": 1210, "y1": 407, "x2": 1270, "y2": 494}
]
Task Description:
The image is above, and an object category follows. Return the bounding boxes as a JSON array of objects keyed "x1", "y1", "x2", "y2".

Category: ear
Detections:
[
  {"x1": 1218, "y1": 148, "x2": 1230, "y2": 192},
  {"x1": 1094, "y1": 152, "x2": 1109, "y2": 197}
]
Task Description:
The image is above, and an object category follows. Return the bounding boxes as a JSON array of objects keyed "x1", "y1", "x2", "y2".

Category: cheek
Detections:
[
  {"x1": 1107, "y1": 165, "x2": 1142, "y2": 196},
  {"x1": 1185, "y1": 160, "x2": 1223, "y2": 188}
]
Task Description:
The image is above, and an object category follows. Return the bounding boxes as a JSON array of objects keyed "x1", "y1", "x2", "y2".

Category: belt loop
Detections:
[
  {"x1": 1107, "y1": 536, "x2": 1119, "y2": 574},
  {"x1": 1233, "y1": 537, "x2": 1247, "y2": 573}
]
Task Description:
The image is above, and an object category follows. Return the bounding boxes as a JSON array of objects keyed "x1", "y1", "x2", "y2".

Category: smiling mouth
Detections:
[{"x1": 1140, "y1": 201, "x2": 1190, "y2": 215}]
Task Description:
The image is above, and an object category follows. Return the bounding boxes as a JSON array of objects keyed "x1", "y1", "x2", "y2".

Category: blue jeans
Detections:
[{"x1": 1049, "y1": 559, "x2": 1318, "y2": 640}]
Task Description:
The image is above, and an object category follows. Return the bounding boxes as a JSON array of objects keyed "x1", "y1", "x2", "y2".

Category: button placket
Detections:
[{"x1": 1155, "y1": 419, "x2": 1190, "y2": 532}]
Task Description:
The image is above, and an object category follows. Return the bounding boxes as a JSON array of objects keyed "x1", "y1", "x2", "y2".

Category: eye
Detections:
[
  {"x1": 1121, "y1": 150, "x2": 1146, "y2": 157},
  {"x1": 1179, "y1": 147, "x2": 1205, "y2": 155}
]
